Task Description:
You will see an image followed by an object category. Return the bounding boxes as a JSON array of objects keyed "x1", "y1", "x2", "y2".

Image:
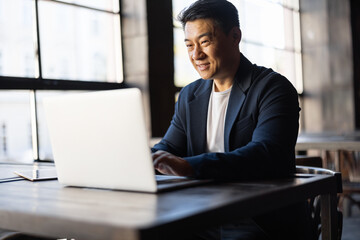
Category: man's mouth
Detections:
[{"x1": 197, "y1": 63, "x2": 209, "y2": 71}]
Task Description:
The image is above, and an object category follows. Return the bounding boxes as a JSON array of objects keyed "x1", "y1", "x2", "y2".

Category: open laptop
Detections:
[{"x1": 43, "y1": 88, "x2": 211, "y2": 193}]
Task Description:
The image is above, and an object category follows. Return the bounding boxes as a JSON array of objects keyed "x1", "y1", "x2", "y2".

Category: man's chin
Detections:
[{"x1": 198, "y1": 73, "x2": 213, "y2": 80}]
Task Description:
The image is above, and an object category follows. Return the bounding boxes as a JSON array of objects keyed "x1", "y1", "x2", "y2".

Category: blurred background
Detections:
[
  {"x1": 0, "y1": 0, "x2": 357, "y2": 163},
  {"x1": 0, "y1": 0, "x2": 359, "y2": 239}
]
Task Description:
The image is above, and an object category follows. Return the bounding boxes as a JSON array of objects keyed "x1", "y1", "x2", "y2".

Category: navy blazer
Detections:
[{"x1": 153, "y1": 54, "x2": 300, "y2": 180}]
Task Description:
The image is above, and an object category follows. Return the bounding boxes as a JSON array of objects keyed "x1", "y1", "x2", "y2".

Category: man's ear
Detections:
[{"x1": 231, "y1": 27, "x2": 241, "y2": 45}]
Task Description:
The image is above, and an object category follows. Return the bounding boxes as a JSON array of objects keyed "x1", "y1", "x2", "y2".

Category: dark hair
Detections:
[{"x1": 177, "y1": 0, "x2": 240, "y2": 35}]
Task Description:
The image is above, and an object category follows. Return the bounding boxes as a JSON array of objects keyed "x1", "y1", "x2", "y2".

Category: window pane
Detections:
[
  {"x1": 0, "y1": 0, "x2": 36, "y2": 77},
  {"x1": 238, "y1": 0, "x2": 299, "y2": 51},
  {"x1": 274, "y1": 0, "x2": 299, "y2": 11},
  {"x1": 39, "y1": 1, "x2": 123, "y2": 83},
  {"x1": 36, "y1": 90, "x2": 88, "y2": 161},
  {"x1": 172, "y1": 0, "x2": 196, "y2": 28},
  {"x1": 174, "y1": 28, "x2": 199, "y2": 87},
  {"x1": 0, "y1": 91, "x2": 33, "y2": 163},
  {"x1": 293, "y1": 11, "x2": 301, "y2": 52},
  {"x1": 240, "y1": 0, "x2": 286, "y2": 49},
  {"x1": 58, "y1": 0, "x2": 119, "y2": 12}
]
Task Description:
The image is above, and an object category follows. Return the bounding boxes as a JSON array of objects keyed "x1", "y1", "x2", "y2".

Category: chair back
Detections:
[
  {"x1": 296, "y1": 165, "x2": 343, "y2": 193},
  {"x1": 295, "y1": 156, "x2": 343, "y2": 240}
]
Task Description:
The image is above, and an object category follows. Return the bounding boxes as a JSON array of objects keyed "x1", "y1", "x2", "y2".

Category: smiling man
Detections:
[{"x1": 152, "y1": 0, "x2": 310, "y2": 239}]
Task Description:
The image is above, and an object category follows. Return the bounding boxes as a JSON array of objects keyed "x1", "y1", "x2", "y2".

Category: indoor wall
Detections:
[{"x1": 300, "y1": 0, "x2": 355, "y2": 133}]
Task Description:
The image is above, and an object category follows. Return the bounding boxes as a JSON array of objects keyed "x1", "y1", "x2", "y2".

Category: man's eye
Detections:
[
  {"x1": 186, "y1": 44, "x2": 193, "y2": 48},
  {"x1": 201, "y1": 40, "x2": 209, "y2": 45}
]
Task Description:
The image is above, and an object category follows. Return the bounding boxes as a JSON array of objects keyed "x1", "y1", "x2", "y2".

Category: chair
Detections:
[
  {"x1": 339, "y1": 150, "x2": 360, "y2": 217},
  {"x1": 296, "y1": 155, "x2": 323, "y2": 168},
  {"x1": 0, "y1": 232, "x2": 55, "y2": 240},
  {"x1": 296, "y1": 156, "x2": 343, "y2": 240},
  {"x1": 308, "y1": 151, "x2": 360, "y2": 217}
]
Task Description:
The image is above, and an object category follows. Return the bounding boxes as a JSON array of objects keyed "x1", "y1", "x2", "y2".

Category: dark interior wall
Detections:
[
  {"x1": 147, "y1": 0, "x2": 176, "y2": 137},
  {"x1": 300, "y1": 0, "x2": 355, "y2": 132},
  {"x1": 351, "y1": 0, "x2": 360, "y2": 129}
]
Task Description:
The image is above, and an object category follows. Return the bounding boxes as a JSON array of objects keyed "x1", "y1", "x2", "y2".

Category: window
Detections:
[
  {"x1": 0, "y1": 52, "x2": 2, "y2": 74},
  {"x1": 0, "y1": 0, "x2": 36, "y2": 78},
  {"x1": 0, "y1": 91, "x2": 32, "y2": 163},
  {"x1": 0, "y1": 0, "x2": 124, "y2": 163},
  {"x1": 39, "y1": 1, "x2": 121, "y2": 82},
  {"x1": 172, "y1": 0, "x2": 303, "y2": 93}
]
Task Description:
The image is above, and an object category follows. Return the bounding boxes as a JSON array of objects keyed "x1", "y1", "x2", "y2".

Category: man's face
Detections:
[{"x1": 184, "y1": 18, "x2": 237, "y2": 81}]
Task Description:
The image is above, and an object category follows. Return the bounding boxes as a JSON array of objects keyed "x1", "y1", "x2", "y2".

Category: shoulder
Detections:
[
  {"x1": 253, "y1": 65, "x2": 289, "y2": 85},
  {"x1": 251, "y1": 65, "x2": 298, "y2": 97}
]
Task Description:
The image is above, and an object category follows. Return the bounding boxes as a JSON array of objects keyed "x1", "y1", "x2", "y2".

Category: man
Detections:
[{"x1": 152, "y1": 0, "x2": 311, "y2": 239}]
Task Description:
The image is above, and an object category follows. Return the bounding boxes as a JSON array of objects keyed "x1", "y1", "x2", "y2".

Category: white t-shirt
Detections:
[{"x1": 206, "y1": 83, "x2": 232, "y2": 152}]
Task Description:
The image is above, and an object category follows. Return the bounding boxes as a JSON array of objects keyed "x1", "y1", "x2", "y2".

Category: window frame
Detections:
[
  {"x1": 0, "y1": 0, "x2": 126, "y2": 162},
  {"x1": 0, "y1": 0, "x2": 126, "y2": 91}
]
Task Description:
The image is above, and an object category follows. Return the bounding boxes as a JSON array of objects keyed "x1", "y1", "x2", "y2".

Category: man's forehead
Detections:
[
  {"x1": 184, "y1": 19, "x2": 218, "y2": 40},
  {"x1": 184, "y1": 32, "x2": 213, "y2": 41},
  {"x1": 184, "y1": 18, "x2": 216, "y2": 30}
]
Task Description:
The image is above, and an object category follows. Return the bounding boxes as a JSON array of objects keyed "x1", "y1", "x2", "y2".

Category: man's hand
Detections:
[{"x1": 152, "y1": 150, "x2": 194, "y2": 177}]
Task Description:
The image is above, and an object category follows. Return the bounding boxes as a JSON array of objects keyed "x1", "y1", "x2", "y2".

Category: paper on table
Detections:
[{"x1": 14, "y1": 168, "x2": 57, "y2": 181}]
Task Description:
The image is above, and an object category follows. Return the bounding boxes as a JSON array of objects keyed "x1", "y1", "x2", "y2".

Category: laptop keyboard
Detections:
[
  {"x1": 157, "y1": 178, "x2": 193, "y2": 184},
  {"x1": 156, "y1": 175, "x2": 192, "y2": 185}
]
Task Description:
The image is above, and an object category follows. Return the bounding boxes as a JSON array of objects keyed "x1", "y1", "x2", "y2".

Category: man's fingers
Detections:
[
  {"x1": 152, "y1": 150, "x2": 193, "y2": 176},
  {"x1": 153, "y1": 151, "x2": 179, "y2": 175},
  {"x1": 155, "y1": 162, "x2": 171, "y2": 175},
  {"x1": 153, "y1": 151, "x2": 171, "y2": 174},
  {"x1": 152, "y1": 150, "x2": 167, "y2": 161}
]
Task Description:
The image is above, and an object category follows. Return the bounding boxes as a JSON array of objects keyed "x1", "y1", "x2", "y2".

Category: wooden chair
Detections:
[
  {"x1": 296, "y1": 155, "x2": 323, "y2": 168},
  {"x1": 339, "y1": 150, "x2": 360, "y2": 217},
  {"x1": 0, "y1": 232, "x2": 55, "y2": 240},
  {"x1": 296, "y1": 156, "x2": 343, "y2": 240},
  {"x1": 311, "y1": 150, "x2": 360, "y2": 217}
]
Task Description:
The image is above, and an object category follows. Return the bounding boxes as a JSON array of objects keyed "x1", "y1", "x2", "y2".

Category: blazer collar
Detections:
[
  {"x1": 234, "y1": 53, "x2": 253, "y2": 93},
  {"x1": 188, "y1": 53, "x2": 254, "y2": 154},
  {"x1": 224, "y1": 54, "x2": 254, "y2": 152},
  {"x1": 188, "y1": 80, "x2": 212, "y2": 155}
]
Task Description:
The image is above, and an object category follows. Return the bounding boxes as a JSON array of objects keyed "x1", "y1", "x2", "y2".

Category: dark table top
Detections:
[{"x1": 0, "y1": 162, "x2": 338, "y2": 240}]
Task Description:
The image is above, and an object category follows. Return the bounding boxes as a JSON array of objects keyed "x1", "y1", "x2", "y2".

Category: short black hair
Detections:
[{"x1": 177, "y1": 0, "x2": 240, "y2": 35}]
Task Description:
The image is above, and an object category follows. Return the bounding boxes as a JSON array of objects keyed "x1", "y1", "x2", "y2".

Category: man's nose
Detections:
[{"x1": 192, "y1": 45, "x2": 204, "y2": 60}]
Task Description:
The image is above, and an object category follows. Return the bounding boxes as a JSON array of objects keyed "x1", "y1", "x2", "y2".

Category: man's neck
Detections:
[
  {"x1": 213, "y1": 54, "x2": 241, "y2": 92},
  {"x1": 213, "y1": 80, "x2": 233, "y2": 92}
]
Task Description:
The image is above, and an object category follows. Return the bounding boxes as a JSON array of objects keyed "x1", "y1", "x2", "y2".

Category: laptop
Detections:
[{"x1": 43, "y1": 88, "x2": 211, "y2": 193}]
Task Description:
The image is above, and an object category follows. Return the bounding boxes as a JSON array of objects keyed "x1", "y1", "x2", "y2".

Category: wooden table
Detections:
[{"x1": 0, "y1": 162, "x2": 339, "y2": 240}]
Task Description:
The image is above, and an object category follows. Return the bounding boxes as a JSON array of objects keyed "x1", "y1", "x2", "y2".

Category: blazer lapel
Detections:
[
  {"x1": 188, "y1": 80, "x2": 212, "y2": 155},
  {"x1": 224, "y1": 54, "x2": 254, "y2": 152}
]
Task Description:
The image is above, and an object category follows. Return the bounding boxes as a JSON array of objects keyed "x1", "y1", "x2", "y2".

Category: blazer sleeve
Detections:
[
  {"x1": 151, "y1": 88, "x2": 188, "y2": 157},
  {"x1": 185, "y1": 74, "x2": 300, "y2": 180}
]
